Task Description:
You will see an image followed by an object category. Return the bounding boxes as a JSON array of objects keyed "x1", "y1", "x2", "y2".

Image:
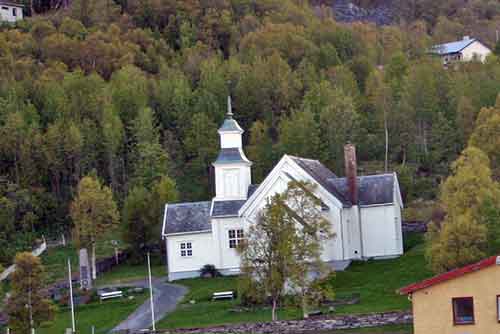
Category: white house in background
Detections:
[
  {"x1": 430, "y1": 36, "x2": 491, "y2": 65},
  {"x1": 0, "y1": 1, "x2": 23, "y2": 23},
  {"x1": 161, "y1": 97, "x2": 404, "y2": 281}
]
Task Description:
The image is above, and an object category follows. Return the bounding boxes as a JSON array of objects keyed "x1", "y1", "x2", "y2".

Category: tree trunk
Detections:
[
  {"x1": 91, "y1": 243, "x2": 97, "y2": 280},
  {"x1": 272, "y1": 297, "x2": 278, "y2": 321},
  {"x1": 302, "y1": 292, "x2": 309, "y2": 319}
]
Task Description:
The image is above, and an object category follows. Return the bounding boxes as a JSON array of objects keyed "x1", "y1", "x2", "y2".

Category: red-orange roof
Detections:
[{"x1": 399, "y1": 255, "x2": 499, "y2": 295}]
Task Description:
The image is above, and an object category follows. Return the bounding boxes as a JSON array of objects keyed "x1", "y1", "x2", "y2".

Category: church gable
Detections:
[{"x1": 239, "y1": 155, "x2": 345, "y2": 218}]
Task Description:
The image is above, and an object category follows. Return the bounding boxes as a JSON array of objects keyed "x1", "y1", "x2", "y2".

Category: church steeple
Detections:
[
  {"x1": 213, "y1": 96, "x2": 252, "y2": 200},
  {"x1": 218, "y1": 96, "x2": 244, "y2": 149}
]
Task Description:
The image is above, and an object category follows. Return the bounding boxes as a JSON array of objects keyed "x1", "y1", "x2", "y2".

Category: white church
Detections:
[{"x1": 162, "y1": 98, "x2": 404, "y2": 281}]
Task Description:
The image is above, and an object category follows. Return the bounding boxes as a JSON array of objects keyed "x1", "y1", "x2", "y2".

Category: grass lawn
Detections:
[
  {"x1": 38, "y1": 294, "x2": 148, "y2": 334},
  {"x1": 95, "y1": 258, "x2": 166, "y2": 286},
  {"x1": 41, "y1": 230, "x2": 127, "y2": 284},
  {"x1": 333, "y1": 233, "x2": 432, "y2": 314},
  {"x1": 158, "y1": 233, "x2": 430, "y2": 330}
]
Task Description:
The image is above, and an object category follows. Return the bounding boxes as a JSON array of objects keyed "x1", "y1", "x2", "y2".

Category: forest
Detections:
[{"x1": 0, "y1": 0, "x2": 500, "y2": 265}]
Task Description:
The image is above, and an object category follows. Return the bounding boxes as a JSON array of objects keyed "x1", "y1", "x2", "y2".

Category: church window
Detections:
[
  {"x1": 180, "y1": 242, "x2": 192, "y2": 257},
  {"x1": 228, "y1": 229, "x2": 244, "y2": 248}
]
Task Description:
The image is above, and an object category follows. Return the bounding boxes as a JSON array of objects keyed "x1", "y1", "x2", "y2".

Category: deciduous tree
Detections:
[
  {"x1": 71, "y1": 176, "x2": 119, "y2": 279},
  {"x1": 6, "y1": 252, "x2": 54, "y2": 333}
]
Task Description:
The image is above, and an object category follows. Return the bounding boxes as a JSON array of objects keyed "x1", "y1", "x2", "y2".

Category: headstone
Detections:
[
  {"x1": 79, "y1": 248, "x2": 92, "y2": 290},
  {"x1": 65, "y1": 329, "x2": 73, "y2": 334}
]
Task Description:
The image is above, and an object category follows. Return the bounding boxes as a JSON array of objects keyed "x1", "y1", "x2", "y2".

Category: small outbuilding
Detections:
[
  {"x1": 430, "y1": 36, "x2": 492, "y2": 65},
  {"x1": 400, "y1": 255, "x2": 500, "y2": 334},
  {"x1": 0, "y1": 1, "x2": 23, "y2": 23}
]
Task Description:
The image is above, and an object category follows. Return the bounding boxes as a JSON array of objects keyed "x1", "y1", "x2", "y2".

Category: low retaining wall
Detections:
[
  {"x1": 116, "y1": 311, "x2": 412, "y2": 334},
  {"x1": 402, "y1": 221, "x2": 428, "y2": 233}
]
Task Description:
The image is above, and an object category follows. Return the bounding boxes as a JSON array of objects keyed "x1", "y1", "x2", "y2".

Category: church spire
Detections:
[
  {"x1": 213, "y1": 95, "x2": 252, "y2": 200},
  {"x1": 227, "y1": 95, "x2": 233, "y2": 119}
]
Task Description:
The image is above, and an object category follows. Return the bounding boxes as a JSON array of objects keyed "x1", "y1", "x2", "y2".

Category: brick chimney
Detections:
[{"x1": 344, "y1": 143, "x2": 358, "y2": 205}]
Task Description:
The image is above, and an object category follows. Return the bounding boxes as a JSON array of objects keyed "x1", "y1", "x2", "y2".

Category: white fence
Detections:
[{"x1": 0, "y1": 240, "x2": 48, "y2": 282}]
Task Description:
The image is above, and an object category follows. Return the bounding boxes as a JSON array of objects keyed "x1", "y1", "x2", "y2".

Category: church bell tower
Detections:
[{"x1": 213, "y1": 96, "x2": 252, "y2": 200}]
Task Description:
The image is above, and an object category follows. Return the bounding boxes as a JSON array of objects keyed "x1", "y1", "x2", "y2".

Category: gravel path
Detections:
[{"x1": 109, "y1": 277, "x2": 187, "y2": 332}]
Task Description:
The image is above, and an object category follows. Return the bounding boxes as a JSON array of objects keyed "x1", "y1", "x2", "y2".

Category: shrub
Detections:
[{"x1": 199, "y1": 264, "x2": 220, "y2": 278}]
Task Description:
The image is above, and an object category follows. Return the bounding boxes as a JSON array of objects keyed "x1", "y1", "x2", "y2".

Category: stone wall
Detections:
[
  {"x1": 402, "y1": 221, "x2": 428, "y2": 233},
  {"x1": 116, "y1": 311, "x2": 412, "y2": 334}
]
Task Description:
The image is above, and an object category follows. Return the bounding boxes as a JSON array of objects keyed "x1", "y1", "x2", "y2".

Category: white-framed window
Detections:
[
  {"x1": 228, "y1": 229, "x2": 244, "y2": 249},
  {"x1": 12, "y1": 8, "x2": 17, "y2": 16},
  {"x1": 180, "y1": 242, "x2": 192, "y2": 257}
]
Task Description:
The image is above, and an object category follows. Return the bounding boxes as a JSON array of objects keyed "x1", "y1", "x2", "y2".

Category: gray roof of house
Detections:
[
  {"x1": 0, "y1": 1, "x2": 24, "y2": 6},
  {"x1": 430, "y1": 38, "x2": 477, "y2": 55},
  {"x1": 213, "y1": 148, "x2": 250, "y2": 165},
  {"x1": 328, "y1": 174, "x2": 395, "y2": 206},
  {"x1": 289, "y1": 156, "x2": 351, "y2": 206},
  {"x1": 164, "y1": 185, "x2": 260, "y2": 234},
  {"x1": 163, "y1": 201, "x2": 212, "y2": 235},
  {"x1": 211, "y1": 200, "x2": 247, "y2": 217},
  {"x1": 218, "y1": 118, "x2": 243, "y2": 133}
]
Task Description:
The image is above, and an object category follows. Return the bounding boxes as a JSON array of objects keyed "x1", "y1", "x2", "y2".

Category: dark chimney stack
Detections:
[{"x1": 344, "y1": 143, "x2": 358, "y2": 205}]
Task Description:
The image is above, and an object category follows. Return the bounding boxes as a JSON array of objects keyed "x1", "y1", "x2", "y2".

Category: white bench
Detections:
[
  {"x1": 212, "y1": 291, "x2": 234, "y2": 300},
  {"x1": 99, "y1": 290, "x2": 123, "y2": 301}
]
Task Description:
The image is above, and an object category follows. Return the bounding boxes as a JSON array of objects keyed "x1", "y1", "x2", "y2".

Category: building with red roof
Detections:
[{"x1": 399, "y1": 255, "x2": 500, "y2": 334}]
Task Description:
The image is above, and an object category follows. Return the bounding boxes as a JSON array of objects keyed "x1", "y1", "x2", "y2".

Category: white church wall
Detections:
[
  {"x1": 360, "y1": 204, "x2": 403, "y2": 258},
  {"x1": 220, "y1": 132, "x2": 242, "y2": 148},
  {"x1": 166, "y1": 232, "x2": 217, "y2": 281},
  {"x1": 342, "y1": 207, "x2": 363, "y2": 260},
  {"x1": 212, "y1": 217, "x2": 246, "y2": 271},
  {"x1": 320, "y1": 205, "x2": 343, "y2": 262}
]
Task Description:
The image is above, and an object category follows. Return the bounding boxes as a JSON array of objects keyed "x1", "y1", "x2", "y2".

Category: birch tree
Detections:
[
  {"x1": 6, "y1": 253, "x2": 54, "y2": 333},
  {"x1": 71, "y1": 175, "x2": 119, "y2": 279},
  {"x1": 240, "y1": 181, "x2": 334, "y2": 320}
]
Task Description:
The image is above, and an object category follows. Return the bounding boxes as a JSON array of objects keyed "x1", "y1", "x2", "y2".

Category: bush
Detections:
[{"x1": 199, "y1": 264, "x2": 220, "y2": 278}]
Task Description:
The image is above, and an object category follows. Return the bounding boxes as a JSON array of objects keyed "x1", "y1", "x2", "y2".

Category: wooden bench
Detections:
[
  {"x1": 212, "y1": 291, "x2": 234, "y2": 300},
  {"x1": 99, "y1": 290, "x2": 123, "y2": 301}
]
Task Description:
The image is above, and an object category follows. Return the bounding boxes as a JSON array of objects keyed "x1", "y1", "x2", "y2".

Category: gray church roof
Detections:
[
  {"x1": 213, "y1": 148, "x2": 250, "y2": 165},
  {"x1": 163, "y1": 201, "x2": 212, "y2": 235},
  {"x1": 289, "y1": 156, "x2": 351, "y2": 206},
  {"x1": 218, "y1": 118, "x2": 243, "y2": 133},
  {"x1": 163, "y1": 184, "x2": 260, "y2": 235},
  {"x1": 328, "y1": 174, "x2": 395, "y2": 206},
  {"x1": 211, "y1": 200, "x2": 247, "y2": 217}
]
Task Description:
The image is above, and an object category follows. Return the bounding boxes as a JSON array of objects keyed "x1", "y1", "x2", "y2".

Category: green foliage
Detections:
[
  {"x1": 240, "y1": 181, "x2": 333, "y2": 320},
  {"x1": 122, "y1": 176, "x2": 178, "y2": 262},
  {"x1": 0, "y1": 0, "x2": 499, "y2": 267},
  {"x1": 426, "y1": 147, "x2": 500, "y2": 273},
  {"x1": 71, "y1": 176, "x2": 119, "y2": 247},
  {"x1": 6, "y1": 252, "x2": 55, "y2": 333}
]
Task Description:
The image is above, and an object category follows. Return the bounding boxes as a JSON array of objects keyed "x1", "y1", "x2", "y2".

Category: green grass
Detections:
[
  {"x1": 41, "y1": 230, "x2": 128, "y2": 284},
  {"x1": 157, "y1": 275, "x2": 301, "y2": 329},
  {"x1": 158, "y1": 233, "x2": 430, "y2": 330},
  {"x1": 333, "y1": 234, "x2": 431, "y2": 314},
  {"x1": 38, "y1": 294, "x2": 148, "y2": 334},
  {"x1": 95, "y1": 259, "x2": 166, "y2": 286}
]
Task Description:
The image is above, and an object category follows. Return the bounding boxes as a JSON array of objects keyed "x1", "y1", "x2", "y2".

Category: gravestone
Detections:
[{"x1": 79, "y1": 248, "x2": 92, "y2": 290}]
